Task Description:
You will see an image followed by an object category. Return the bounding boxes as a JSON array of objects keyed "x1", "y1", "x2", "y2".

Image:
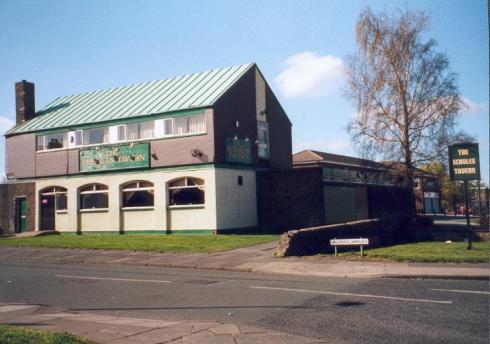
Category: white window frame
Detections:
[
  {"x1": 36, "y1": 133, "x2": 67, "y2": 152},
  {"x1": 79, "y1": 184, "x2": 109, "y2": 211},
  {"x1": 121, "y1": 181, "x2": 155, "y2": 209},
  {"x1": 40, "y1": 186, "x2": 68, "y2": 212},
  {"x1": 168, "y1": 177, "x2": 205, "y2": 207},
  {"x1": 83, "y1": 127, "x2": 109, "y2": 146}
]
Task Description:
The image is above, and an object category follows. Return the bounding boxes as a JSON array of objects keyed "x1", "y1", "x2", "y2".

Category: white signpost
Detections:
[{"x1": 330, "y1": 238, "x2": 369, "y2": 256}]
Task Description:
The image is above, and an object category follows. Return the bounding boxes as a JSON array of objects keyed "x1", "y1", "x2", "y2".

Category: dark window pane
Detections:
[
  {"x1": 123, "y1": 191, "x2": 154, "y2": 207},
  {"x1": 80, "y1": 193, "x2": 108, "y2": 209},
  {"x1": 56, "y1": 194, "x2": 67, "y2": 210},
  {"x1": 169, "y1": 188, "x2": 204, "y2": 205},
  {"x1": 169, "y1": 178, "x2": 186, "y2": 187}
]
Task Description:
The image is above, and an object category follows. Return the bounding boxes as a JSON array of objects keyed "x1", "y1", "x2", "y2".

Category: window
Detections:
[
  {"x1": 117, "y1": 125, "x2": 126, "y2": 141},
  {"x1": 40, "y1": 186, "x2": 67, "y2": 211},
  {"x1": 122, "y1": 181, "x2": 154, "y2": 208},
  {"x1": 83, "y1": 127, "x2": 108, "y2": 145},
  {"x1": 168, "y1": 177, "x2": 205, "y2": 206},
  {"x1": 36, "y1": 133, "x2": 67, "y2": 151},
  {"x1": 119, "y1": 121, "x2": 155, "y2": 141},
  {"x1": 173, "y1": 114, "x2": 205, "y2": 136},
  {"x1": 164, "y1": 118, "x2": 173, "y2": 136},
  {"x1": 257, "y1": 121, "x2": 269, "y2": 159},
  {"x1": 74, "y1": 130, "x2": 83, "y2": 146},
  {"x1": 80, "y1": 184, "x2": 108, "y2": 210}
]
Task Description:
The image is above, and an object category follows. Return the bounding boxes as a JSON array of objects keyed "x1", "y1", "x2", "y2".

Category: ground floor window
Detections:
[
  {"x1": 122, "y1": 181, "x2": 154, "y2": 208},
  {"x1": 40, "y1": 186, "x2": 67, "y2": 211},
  {"x1": 80, "y1": 184, "x2": 109, "y2": 210},
  {"x1": 168, "y1": 177, "x2": 205, "y2": 206}
]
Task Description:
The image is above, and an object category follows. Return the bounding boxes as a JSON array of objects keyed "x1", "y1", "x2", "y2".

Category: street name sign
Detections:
[
  {"x1": 448, "y1": 143, "x2": 480, "y2": 181},
  {"x1": 330, "y1": 238, "x2": 369, "y2": 246},
  {"x1": 330, "y1": 238, "x2": 369, "y2": 256}
]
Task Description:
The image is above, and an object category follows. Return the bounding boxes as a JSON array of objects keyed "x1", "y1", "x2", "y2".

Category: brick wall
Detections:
[
  {"x1": 275, "y1": 216, "x2": 409, "y2": 257},
  {"x1": 0, "y1": 182, "x2": 36, "y2": 234},
  {"x1": 257, "y1": 167, "x2": 324, "y2": 232}
]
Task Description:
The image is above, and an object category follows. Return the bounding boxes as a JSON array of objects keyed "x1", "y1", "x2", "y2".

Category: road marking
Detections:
[
  {"x1": 250, "y1": 286, "x2": 452, "y2": 304},
  {"x1": 56, "y1": 275, "x2": 172, "y2": 284},
  {"x1": 430, "y1": 288, "x2": 490, "y2": 295}
]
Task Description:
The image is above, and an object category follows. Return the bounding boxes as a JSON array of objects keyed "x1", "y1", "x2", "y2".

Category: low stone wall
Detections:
[{"x1": 275, "y1": 216, "x2": 408, "y2": 257}]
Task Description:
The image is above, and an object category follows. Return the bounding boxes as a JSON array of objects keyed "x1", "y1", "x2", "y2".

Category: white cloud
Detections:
[
  {"x1": 274, "y1": 51, "x2": 344, "y2": 98},
  {"x1": 0, "y1": 116, "x2": 14, "y2": 136},
  {"x1": 461, "y1": 97, "x2": 486, "y2": 115},
  {"x1": 294, "y1": 138, "x2": 354, "y2": 156}
]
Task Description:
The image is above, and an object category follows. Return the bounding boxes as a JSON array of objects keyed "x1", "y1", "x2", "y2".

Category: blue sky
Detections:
[{"x1": 0, "y1": 0, "x2": 488, "y2": 182}]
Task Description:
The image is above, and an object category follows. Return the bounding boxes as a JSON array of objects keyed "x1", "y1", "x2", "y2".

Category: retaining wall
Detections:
[{"x1": 275, "y1": 216, "x2": 408, "y2": 257}]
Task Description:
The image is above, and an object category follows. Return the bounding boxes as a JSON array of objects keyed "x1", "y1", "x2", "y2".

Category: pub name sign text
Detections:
[
  {"x1": 80, "y1": 142, "x2": 150, "y2": 172},
  {"x1": 448, "y1": 143, "x2": 480, "y2": 181}
]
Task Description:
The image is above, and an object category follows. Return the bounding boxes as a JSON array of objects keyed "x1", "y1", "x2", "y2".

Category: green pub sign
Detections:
[
  {"x1": 80, "y1": 142, "x2": 150, "y2": 172},
  {"x1": 225, "y1": 137, "x2": 252, "y2": 164},
  {"x1": 448, "y1": 143, "x2": 480, "y2": 181}
]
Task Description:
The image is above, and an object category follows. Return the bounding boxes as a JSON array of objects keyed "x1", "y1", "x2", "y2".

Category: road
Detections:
[{"x1": 0, "y1": 260, "x2": 488, "y2": 343}]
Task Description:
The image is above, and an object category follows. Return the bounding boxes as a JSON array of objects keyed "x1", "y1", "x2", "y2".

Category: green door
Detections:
[{"x1": 15, "y1": 198, "x2": 27, "y2": 233}]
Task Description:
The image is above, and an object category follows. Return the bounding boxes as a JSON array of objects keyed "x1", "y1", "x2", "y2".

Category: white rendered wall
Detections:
[
  {"x1": 34, "y1": 166, "x2": 218, "y2": 232},
  {"x1": 215, "y1": 168, "x2": 257, "y2": 230}
]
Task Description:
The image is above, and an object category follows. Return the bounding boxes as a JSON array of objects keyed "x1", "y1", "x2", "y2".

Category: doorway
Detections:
[
  {"x1": 14, "y1": 197, "x2": 27, "y2": 233},
  {"x1": 40, "y1": 194, "x2": 55, "y2": 231}
]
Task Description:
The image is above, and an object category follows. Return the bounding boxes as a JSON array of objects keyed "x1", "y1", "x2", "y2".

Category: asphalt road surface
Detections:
[{"x1": 0, "y1": 260, "x2": 488, "y2": 343}]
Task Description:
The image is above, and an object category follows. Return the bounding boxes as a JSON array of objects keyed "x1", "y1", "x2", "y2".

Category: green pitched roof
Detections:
[{"x1": 7, "y1": 63, "x2": 255, "y2": 135}]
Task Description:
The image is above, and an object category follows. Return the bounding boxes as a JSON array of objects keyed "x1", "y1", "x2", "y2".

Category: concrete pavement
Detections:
[
  {"x1": 0, "y1": 302, "x2": 325, "y2": 343},
  {"x1": 0, "y1": 242, "x2": 488, "y2": 280}
]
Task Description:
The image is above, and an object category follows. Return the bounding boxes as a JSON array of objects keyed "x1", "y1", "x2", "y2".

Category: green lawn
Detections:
[
  {"x1": 0, "y1": 325, "x2": 94, "y2": 344},
  {"x1": 338, "y1": 241, "x2": 490, "y2": 263},
  {"x1": 0, "y1": 234, "x2": 279, "y2": 253}
]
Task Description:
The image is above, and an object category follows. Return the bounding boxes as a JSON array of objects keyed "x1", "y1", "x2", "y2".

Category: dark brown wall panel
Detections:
[
  {"x1": 150, "y1": 111, "x2": 214, "y2": 167},
  {"x1": 266, "y1": 86, "x2": 293, "y2": 169},
  {"x1": 68, "y1": 149, "x2": 80, "y2": 174},
  {"x1": 257, "y1": 167, "x2": 324, "y2": 231},
  {"x1": 213, "y1": 67, "x2": 257, "y2": 164},
  {"x1": 35, "y1": 150, "x2": 69, "y2": 177},
  {"x1": 6, "y1": 134, "x2": 36, "y2": 178},
  {"x1": 213, "y1": 66, "x2": 292, "y2": 169}
]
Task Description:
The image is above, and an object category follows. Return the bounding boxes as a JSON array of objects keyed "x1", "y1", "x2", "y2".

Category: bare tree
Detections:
[{"x1": 346, "y1": 8, "x2": 462, "y2": 213}]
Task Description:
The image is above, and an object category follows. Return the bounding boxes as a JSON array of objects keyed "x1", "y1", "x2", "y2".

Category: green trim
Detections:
[
  {"x1": 10, "y1": 162, "x2": 259, "y2": 182},
  {"x1": 62, "y1": 230, "x2": 214, "y2": 235},
  {"x1": 168, "y1": 229, "x2": 215, "y2": 235},
  {"x1": 36, "y1": 128, "x2": 69, "y2": 136}
]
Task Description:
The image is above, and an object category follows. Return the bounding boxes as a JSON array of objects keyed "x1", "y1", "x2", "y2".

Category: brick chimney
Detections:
[{"x1": 15, "y1": 80, "x2": 35, "y2": 125}]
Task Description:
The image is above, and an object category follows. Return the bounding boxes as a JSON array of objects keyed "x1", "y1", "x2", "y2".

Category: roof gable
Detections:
[{"x1": 7, "y1": 63, "x2": 255, "y2": 135}]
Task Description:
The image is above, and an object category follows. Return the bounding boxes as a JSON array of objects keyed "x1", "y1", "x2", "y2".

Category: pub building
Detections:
[
  {"x1": 0, "y1": 64, "x2": 292, "y2": 234},
  {"x1": 0, "y1": 64, "x2": 427, "y2": 235}
]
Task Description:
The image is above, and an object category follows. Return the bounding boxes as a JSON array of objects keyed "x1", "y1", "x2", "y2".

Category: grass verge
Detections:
[
  {"x1": 338, "y1": 241, "x2": 490, "y2": 263},
  {"x1": 0, "y1": 234, "x2": 279, "y2": 253},
  {"x1": 0, "y1": 325, "x2": 93, "y2": 344}
]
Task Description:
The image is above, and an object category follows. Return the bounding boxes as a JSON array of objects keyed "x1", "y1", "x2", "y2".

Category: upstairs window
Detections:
[
  {"x1": 118, "y1": 121, "x2": 155, "y2": 141},
  {"x1": 36, "y1": 133, "x2": 67, "y2": 151},
  {"x1": 163, "y1": 118, "x2": 173, "y2": 136},
  {"x1": 168, "y1": 177, "x2": 205, "y2": 206},
  {"x1": 122, "y1": 181, "x2": 154, "y2": 208},
  {"x1": 80, "y1": 184, "x2": 109, "y2": 210},
  {"x1": 83, "y1": 127, "x2": 108, "y2": 145},
  {"x1": 173, "y1": 114, "x2": 206, "y2": 136},
  {"x1": 257, "y1": 121, "x2": 269, "y2": 159}
]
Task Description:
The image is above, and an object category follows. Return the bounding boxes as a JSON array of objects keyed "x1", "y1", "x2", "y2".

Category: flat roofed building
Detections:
[{"x1": 1, "y1": 64, "x2": 292, "y2": 235}]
